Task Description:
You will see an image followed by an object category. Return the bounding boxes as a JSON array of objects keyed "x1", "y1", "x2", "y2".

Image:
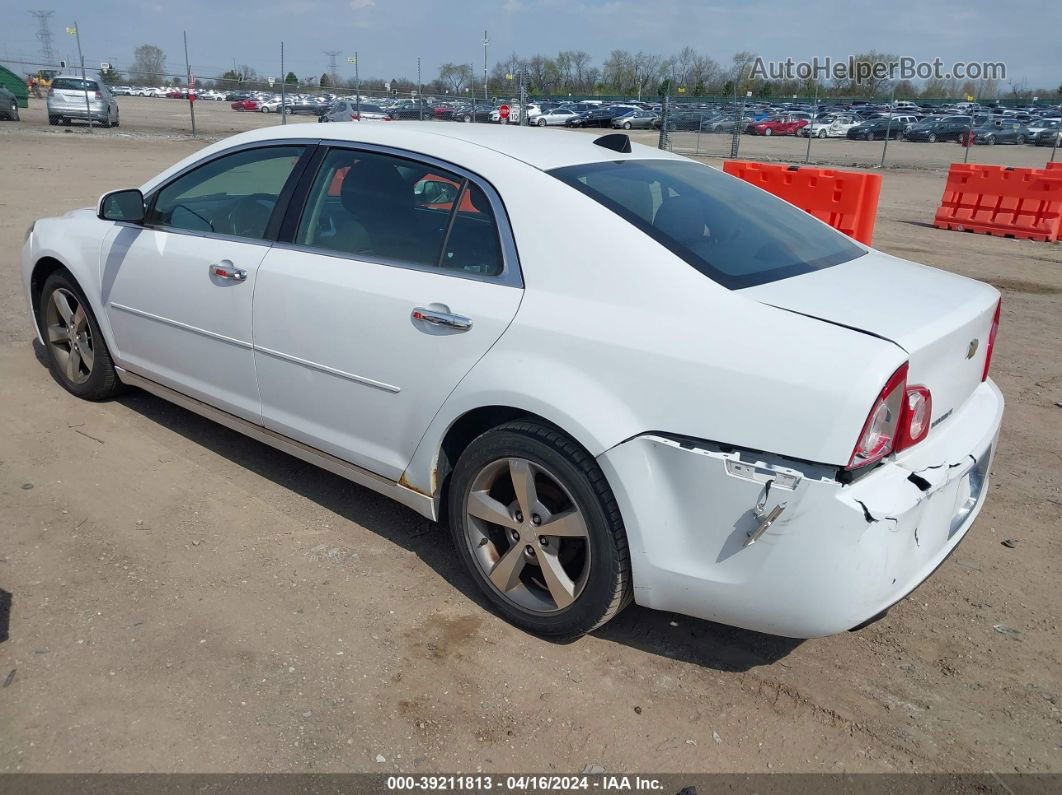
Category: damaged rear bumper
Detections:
[{"x1": 597, "y1": 379, "x2": 1004, "y2": 638}]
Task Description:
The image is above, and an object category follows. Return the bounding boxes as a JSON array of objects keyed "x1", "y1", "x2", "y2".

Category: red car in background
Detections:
[
  {"x1": 747, "y1": 114, "x2": 810, "y2": 136},
  {"x1": 231, "y1": 99, "x2": 259, "y2": 112}
]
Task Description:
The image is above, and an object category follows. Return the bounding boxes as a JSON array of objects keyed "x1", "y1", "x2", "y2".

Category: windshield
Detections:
[{"x1": 550, "y1": 159, "x2": 865, "y2": 289}]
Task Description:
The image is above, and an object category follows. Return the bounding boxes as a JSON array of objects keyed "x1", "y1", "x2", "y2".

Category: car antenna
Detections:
[{"x1": 593, "y1": 133, "x2": 632, "y2": 154}]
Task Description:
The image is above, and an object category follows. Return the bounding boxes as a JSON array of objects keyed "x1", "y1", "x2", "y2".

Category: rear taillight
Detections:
[
  {"x1": 95, "y1": 91, "x2": 102, "y2": 99},
  {"x1": 895, "y1": 385, "x2": 932, "y2": 451},
  {"x1": 48, "y1": 87, "x2": 54, "y2": 96},
  {"x1": 848, "y1": 363, "x2": 937, "y2": 469},
  {"x1": 848, "y1": 363, "x2": 908, "y2": 469},
  {"x1": 982, "y1": 299, "x2": 1001, "y2": 381}
]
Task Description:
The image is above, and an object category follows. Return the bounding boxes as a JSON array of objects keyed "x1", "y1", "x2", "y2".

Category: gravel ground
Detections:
[{"x1": 0, "y1": 100, "x2": 1060, "y2": 774}]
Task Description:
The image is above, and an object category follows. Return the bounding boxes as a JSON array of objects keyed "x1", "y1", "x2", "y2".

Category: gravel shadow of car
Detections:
[{"x1": 118, "y1": 384, "x2": 800, "y2": 671}]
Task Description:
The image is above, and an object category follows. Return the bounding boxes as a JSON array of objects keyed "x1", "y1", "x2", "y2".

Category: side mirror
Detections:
[{"x1": 98, "y1": 189, "x2": 145, "y2": 223}]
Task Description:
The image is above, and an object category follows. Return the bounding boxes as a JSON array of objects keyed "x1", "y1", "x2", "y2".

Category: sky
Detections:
[{"x1": 1, "y1": 0, "x2": 1058, "y2": 91}]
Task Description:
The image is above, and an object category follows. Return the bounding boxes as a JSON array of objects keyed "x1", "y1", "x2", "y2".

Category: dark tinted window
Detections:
[
  {"x1": 550, "y1": 159, "x2": 865, "y2": 289},
  {"x1": 295, "y1": 148, "x2": 503, "y2": 276},
  {"x1": 52, "y1": 77, "x2": 99, "y2": 91},
  {"x1": 148, "y1": 146, "x2": 304, "y2": 239}
]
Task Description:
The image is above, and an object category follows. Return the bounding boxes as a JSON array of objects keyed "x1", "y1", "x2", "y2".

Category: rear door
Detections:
[{"x1": 252, "y1": 145, "x2": 522, "y2": 481}]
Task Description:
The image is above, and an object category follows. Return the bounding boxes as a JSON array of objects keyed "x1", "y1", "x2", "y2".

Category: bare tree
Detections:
[
  {"x1": 130, "y1": 44, "x2": 167, "y2": 85},
  {"x1": 438, "y1": 63, "x2": 472, "y2": 95}
]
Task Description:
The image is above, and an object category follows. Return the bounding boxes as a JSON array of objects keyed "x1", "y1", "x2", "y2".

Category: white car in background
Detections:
[
  {"x1": 802, "y1": 113, "x2": 861, "y2": 138},
  {"x1": 21, "y1": 124, "x2": 1003, "y2": 640}
]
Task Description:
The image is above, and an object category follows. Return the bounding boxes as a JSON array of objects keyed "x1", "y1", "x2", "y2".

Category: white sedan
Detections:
[
  {"x1": 802, "y1": 114, "x2": 861, "y2": 138},
  {"x1": 21, "y1": 124, "x2": 1003, "y2": 639}
]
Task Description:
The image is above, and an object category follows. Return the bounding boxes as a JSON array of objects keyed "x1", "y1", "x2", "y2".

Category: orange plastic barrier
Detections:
[
  {"x1": 723, "y1": 161, "x2": 882, "y2": 245},
  {"x1": 933, "y1": 164, "x2": 1062, "y2": 242}
]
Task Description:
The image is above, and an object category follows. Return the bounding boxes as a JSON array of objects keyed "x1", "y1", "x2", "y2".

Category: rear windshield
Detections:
[
  {"x1": 52, "y1": 78, "x2": 99, "y2": 92},
  {"x1": 549, "y1": 159, "x2": 865, "y2": 289}
]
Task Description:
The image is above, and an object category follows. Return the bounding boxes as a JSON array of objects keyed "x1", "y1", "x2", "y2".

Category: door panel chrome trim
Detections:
[
  {"x1": 115, "y1": 367, "x2": 435, "y2": 519},
  {"x1": 109, "y1": 302, "x2": 252, "y2": 349},
  {"x1": 253, "y1": 345, "x2": 401, "y2": 393}
]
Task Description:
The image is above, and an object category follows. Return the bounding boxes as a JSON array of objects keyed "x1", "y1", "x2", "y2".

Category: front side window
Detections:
[
  {"x1": 147, "y1": 146, "x2": 305, "y2": 240},
  {"x1": 294, "y1": 148, "x2": 503, "y2": 276},
  {"x1": 550, "y1": 159, "x2": 865, "y2": 289}
]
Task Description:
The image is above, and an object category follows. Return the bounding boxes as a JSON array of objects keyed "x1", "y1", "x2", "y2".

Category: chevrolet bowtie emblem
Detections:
[{"x1": 966, "y1": 339, "x2": 980, "y2": 359}]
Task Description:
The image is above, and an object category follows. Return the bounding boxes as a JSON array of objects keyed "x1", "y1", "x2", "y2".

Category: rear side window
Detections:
[
  {"x1": 52, "y1": 78, "x2": 98, "y2": 92},
  {"x1": 550, "y1": 159, "x2": 864, "y2": 289},
  {"x1": 295, "y1": 148, "x2": 503, "y2": 276}
]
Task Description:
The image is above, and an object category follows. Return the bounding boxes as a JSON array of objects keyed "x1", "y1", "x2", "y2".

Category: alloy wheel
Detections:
[
  {"x1": 463, "y1": 457, "x2": 591, "y2": 614},
  {"x1": 44, "y1": 288, "x2": 94, "y2": 385}
]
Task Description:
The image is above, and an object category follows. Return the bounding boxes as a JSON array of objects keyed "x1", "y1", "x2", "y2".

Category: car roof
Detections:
[{"x1": 200, "y1": 121, "x2": 684, "y2": 172}]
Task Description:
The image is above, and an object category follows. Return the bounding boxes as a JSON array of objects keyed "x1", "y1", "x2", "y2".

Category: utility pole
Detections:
[
  {"x1": 482, "y1": 30, "x2": 489, "y2": 103},
  {"x1": 354, "y1": 52, "x2": 360, "y2": 119},
  {"x1": 417, "y1": 56, "x2": 422, "y2": 120},
  {"x1": 183, "y1": 31, "x2": 196, "y2": 137},
  {"x1": 69, "y1": 21, "x2": 93, "y2": 131},
  {"x1": 470, "y1": 62, "x2": 476, "y2": 122},
  {"x1": 324, "y1": 50, "x2": 340, "y2": 89},
  {"x1": 280, "y1": 41, "x2": 286, "y2": 125},
  {"x1": 30, "y1": 10, "x2": 56, "y2": 66}
]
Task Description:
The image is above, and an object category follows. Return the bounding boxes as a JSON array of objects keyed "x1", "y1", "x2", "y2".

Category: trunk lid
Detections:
[{"x1": 741, "y1": 250, "x2": 1000, "y2": 433}]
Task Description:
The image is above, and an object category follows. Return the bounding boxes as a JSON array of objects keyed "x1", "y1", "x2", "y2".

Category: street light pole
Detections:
[
  {"x1": 72, "y1": 22, "x2": 92, "y2": 131},
  {"x1": 183, "y1": 30, "x2": 196, "y2": 137},
  {"x1": 482, "y1": 30, "x2": 489, "y2": 103}
]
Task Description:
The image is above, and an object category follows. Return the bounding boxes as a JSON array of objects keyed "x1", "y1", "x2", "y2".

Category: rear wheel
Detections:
[
  {"x1": 448, "y1": 421, "x2": 632, "y2": 639},
  {"x1": 1016, "y1": 135, "x2": 1025, "y2": 145},
  {"x1": 927, "y1": 132, "x2": 937, "y2": 143},
  {"x1": 764, "y1": 127, "x2": 773, "y2": 136},
  {"x1": 985, "y1": 135, "x2": 995, "y2": 146},
  {"x1": 38, "y1": 272, "x2": 123, "y2": 400},
  {"x1": 817, "y1": 129, "x2": 827, "y2": 138}
]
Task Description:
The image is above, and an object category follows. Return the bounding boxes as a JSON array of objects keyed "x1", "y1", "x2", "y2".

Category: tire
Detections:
[
  {"x1": 113, "y1": 112, "x2": 119, "y2": 128},
  {"x1": 622, "y1": 121, "x2": 632, "y2": 130},
  {"x1": 1016, "y1": 135, "x2": 1025, "y2": 145},
  {"x1": 927, "y1": 133, "x2": 937, "y2": 143},
  {"x1": 448, "y1": 421, "x2": 632, "y2": 639},
  {"x1": 985, "y1": 135, "x2": 995, "y2": 146},
  {"x1": 62, "y1": 117, "x2": 71, "y2": 126},
  {"x1": 817, "y1": 129, "x2": 827, "y2": 138},
  {"x1": 462, "y1": 114, "x2": 471, "y2": 123},
  {"x1": 537, "y1": 118, "x2": 546, "y2": 127},
  {"x1": 763, "y1": 128, "x2": 772, "y2": 136},
  {"x1": 37, "y1": 271, "x2": 123, "y2": 401}
]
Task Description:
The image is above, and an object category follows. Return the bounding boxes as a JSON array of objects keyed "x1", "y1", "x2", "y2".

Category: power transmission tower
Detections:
[
  {"x1": 30, "y1": 10, "x2": 56, "y2": 65},
  {"x1": 323, "y1": 50, "x2": 340, "y2": 87}
]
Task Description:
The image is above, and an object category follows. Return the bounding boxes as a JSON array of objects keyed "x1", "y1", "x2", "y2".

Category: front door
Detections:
[{"x1": 101, "y1": 143, "x2": 308, "y2": 422}]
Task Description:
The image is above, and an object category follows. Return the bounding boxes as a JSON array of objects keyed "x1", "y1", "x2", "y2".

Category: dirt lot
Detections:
[{"x1": 0, "y1": 98, "x2": 1060, "y2": 775}]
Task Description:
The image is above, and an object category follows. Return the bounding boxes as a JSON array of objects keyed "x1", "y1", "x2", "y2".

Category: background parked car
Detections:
[
  {"x1": 612, "y1": 109, "x2": 658, "y2": 130},
  {"x1": 0, "y1": 85, "x2": 19, "y2": 121},
  {"x1": 47, "y1": 75, "x2": 119, "y2": 127},
  {"x1": 535, "y1": 107, "x2": 579, "y2": 126},
  {"x1": 972, "y1": 118, "x2": 1030, "y2": 145},
  {"x1": 747, "y1": 115, "x2": 808, "y2": 136},
  {"x1": 319, "y1": 100, "x2": 391, "y2": 122},
  {"x1": 903, "y1": 116, "x2": 973, "y2": 142},
  {"x1": 846, "y1": 116, "x2": 917, "y2": 140}
]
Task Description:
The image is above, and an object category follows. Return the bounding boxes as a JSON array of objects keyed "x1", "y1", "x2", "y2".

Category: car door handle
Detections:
[
  {"x1": 209, "y1": 261, "x2": 247, "y2": 282},
  {"x1": 412, "y1": 307, "x2": 472, "y2": 331}
]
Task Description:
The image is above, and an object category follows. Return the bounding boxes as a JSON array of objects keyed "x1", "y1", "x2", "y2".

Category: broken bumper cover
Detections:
[{"x1": 597, "y1": 379, "x2": 1004, "y2": 638}]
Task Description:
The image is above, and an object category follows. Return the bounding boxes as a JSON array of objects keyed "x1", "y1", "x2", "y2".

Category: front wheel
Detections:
[
  {"x1": 38, "y1": 272, "x2": 123, "y2": 400},
  {"x1": 927, "y1": 132, "x2": 937, "y2": 143},
  {"x1": 817, "y1": 129, "x2": 827, "y2": 138},
  {"x1": 763, "y1": 128, "x2": 773, "y2": 136},
  {"x1": 622, "y1": 121, "x2": 632, "y2": 130},
  {"x1": 984, "y1": 135, "x2": 995, "y2": 146},
  {"x1": 1016, "y1": 135, "x2": 1025, "y2": 145},
  {"x1": 448, "y1": 421, "x2": 632, "y2": 639},
  {"x1": 537, "y1": 118, "x2": 546, "y2": 127}
]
